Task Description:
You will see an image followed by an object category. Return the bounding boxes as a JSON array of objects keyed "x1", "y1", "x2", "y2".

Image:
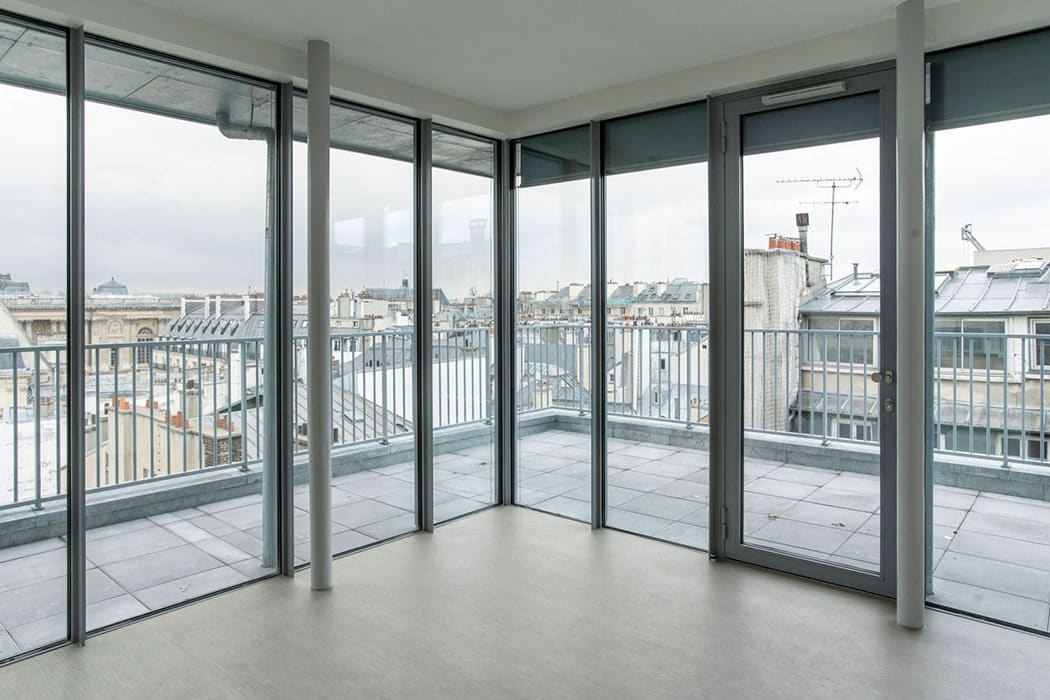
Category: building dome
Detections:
[{"x1": 93, "y1": 277, "x2": 129, "y2": 295}]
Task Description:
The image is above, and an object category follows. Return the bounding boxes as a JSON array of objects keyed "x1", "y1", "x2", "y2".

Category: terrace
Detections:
[{"x1": 2, "y1": 324, "x2": 1050, "y2": 658}]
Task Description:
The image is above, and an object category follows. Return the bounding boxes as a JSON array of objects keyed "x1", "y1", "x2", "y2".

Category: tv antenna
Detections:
[{"x1": 777, "y1": 169, "x2": 863, "y2": 279}]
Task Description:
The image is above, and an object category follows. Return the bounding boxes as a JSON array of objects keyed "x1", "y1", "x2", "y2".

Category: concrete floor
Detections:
[{"x1": 1, "y1": 506, "x2": 1048, "y2": 699}]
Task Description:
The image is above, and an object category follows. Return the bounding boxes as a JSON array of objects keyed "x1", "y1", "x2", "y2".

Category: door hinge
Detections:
[
  {"x1": 720, "y1": 505, "x2": 728, "y2": 539},
  {"x1": 720, "y1": 121, "x2": 727, "y2": 154}
]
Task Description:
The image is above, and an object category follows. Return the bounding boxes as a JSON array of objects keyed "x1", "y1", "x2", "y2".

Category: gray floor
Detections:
[{"x1": 0, "y1": 506, "x2": 1047, "y2": 699}]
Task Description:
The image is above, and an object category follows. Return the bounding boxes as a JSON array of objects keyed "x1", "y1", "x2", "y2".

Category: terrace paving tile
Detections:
[
  {"x1": 134, "y1": 566, "x2": 250, "y2": 610},
  {"x1": 803, "y1": 485, "x2": 880, "y2": 512},
  {"x1": 652, "y1": 521, "x2": 707, "y2": 549},
  {"x1": 928, "y1": 578, "x2": 1050, "y2": 631},
  {"x1": 99, "y1": 544, "x2": 224, "y2": 593},
  {"x1": 354, "y1": 513, "x2": 417, "y2": 541},
  {"x1": 331, "y1": 500, "x2": 408, "y2": 530},
  {"x1": 935, "y1": 551, "x2": 1050, "y2": 602},
  {"x1": 746, "y1": 477, "x2": 819, "y2": 501},
  {"x1": 0, "y1": 548, "x2": 67, "y2": 595},
  {"x1": 618, "y1": 492, "x2": 699, "y2": 521},
  {"x1": 0, "y1": 537, "x2": 63, "y2": 565},
  {"x1": 780, "y1": 501, "x2": 873, "y2": 531},
  {"x1": 833, "y1": 533, "x2": 880, "y2": 567},
  {"x1": 606, "y1": 509, "x2": 675, "y2": 537},
  {"x1": 766, "y1": 466, "x2": 839, "y2": 487},
  {"x1": 947, "y1": 529, "x2": 1050, "y2": 572},
  {"x1": 748, "y1": 518, "x2": 852, "y2": 556},
  {"x1": 531, "y1": 496, "x2": 590, "y2": 522}
]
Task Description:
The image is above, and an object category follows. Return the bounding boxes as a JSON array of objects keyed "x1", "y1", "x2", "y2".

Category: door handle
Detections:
[{"x1": 870, "y1": 369, "x2": 894, "y2": 385}]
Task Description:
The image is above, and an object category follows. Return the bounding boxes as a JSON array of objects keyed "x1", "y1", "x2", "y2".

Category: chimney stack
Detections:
[{"x1": 795, "y1": 212, "x2": 810, "y2": 255}]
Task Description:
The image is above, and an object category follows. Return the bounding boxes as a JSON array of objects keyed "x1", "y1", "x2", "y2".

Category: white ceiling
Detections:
[{"x1": 136, "y1": 0, "x2": 959, "y2": 112}]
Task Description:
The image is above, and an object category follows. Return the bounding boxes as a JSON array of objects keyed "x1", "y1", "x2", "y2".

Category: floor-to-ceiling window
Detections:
[
  {"x1": 602, "y1": 104, "x2": 710, "y2": 546},
  {"x1": 926, "y1": 29, "x2": 1050, "y2": 633},
  {"x1": 0, "y1": 16, "x2": 68, "y2": 661},
  {"x1": 83, "y1": 41, "x2": 278, "y2": 629},
  {"x1": 431, "y1": 128, "x2": 497, "y2": 522},
  {"x1": 514, "y1": 126, "x2": 593, "y2": 521},
  {"x1": 292, "y1": 97, "x2": 418, "y2": 558}
]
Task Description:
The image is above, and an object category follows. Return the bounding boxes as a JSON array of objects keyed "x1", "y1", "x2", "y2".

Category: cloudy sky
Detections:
[{"x1": 3, "y1": 80, "x2": 1049, "y2": 301}]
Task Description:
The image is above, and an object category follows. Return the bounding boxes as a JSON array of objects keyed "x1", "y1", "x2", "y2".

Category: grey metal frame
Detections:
[
  {"x1": 497, "y1": 139, "x2": 516, "y2": 505},
  {"x1": 275, "y1": 82, "x2": 295, "y2": 575},
  {"x1": 589, "y1": 121, "x2": 607, "y2": 528},
  {"x1": 712, "y1": 63, "x2": 899, "y2": 596},
  {"x1": 66, "y1": 23, "x2": 87, "y2": 646},
  {"x1": 414, "y1": 119, "x2": 435, "y2": 532}
]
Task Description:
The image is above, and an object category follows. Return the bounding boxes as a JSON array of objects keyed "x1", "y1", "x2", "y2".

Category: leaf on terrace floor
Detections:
[{"x1": 832, "y1": 522, "x2": 846, "y2": 528}]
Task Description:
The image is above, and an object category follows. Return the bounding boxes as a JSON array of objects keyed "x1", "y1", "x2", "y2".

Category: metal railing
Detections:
[
  {"x1": 514, "y1": 322, "x2": 1050, "y2": 468},
  {"x1": 3, "y1": 323, "x2": 1047, "y2": 510},
  {"x1": 1, "y1": 328, "x2": 495, "y2": 510}
]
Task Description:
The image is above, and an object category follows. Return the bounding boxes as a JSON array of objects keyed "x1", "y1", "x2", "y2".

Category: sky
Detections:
[{"x1": 3, "y1": 79, "x2": 1050, "y2": 300}]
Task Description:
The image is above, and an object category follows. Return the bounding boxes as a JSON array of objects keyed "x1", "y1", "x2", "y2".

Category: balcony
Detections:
[{"x1": 2, "y1": 325, "x2": 1050, "y2": 658}]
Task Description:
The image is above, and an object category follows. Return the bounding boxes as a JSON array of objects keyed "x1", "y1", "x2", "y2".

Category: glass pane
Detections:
[
  {"x1": 927, "y1": 36, "x2": 1050, "y2": 629},
  {"x1": 292, "y1": 98, "x2": 417, "y2": 559},
  {"x1": 0, "y1": 19, "x2": 67, "y2": 660},
  {"x1": 84, "y1": 42, "x2": 277, "y2": 630},
  {"x1": 431, "y1": 129, "x2": 496, "y2": 522},
  {"x1": 741, "y1": 94, "x2": 882, "y2": 572},
  {"x1": 515, "y1": 133, "x2": 592, "y2": 521},
  {"x1": 603, "y1": 105, "x2": 709, "y2": 547}
]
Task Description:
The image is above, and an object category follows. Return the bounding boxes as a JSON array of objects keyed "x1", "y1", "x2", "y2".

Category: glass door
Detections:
[{"x1": 717, "y1": 67, "x2": 897, "y2": 594}]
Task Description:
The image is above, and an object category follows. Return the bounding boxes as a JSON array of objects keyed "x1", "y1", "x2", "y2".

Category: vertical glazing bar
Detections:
[
  {"x1": 67, "y1": 24, "x2": 87, "y2": 646},
  {"x1": 275, "y1": 81, "x2": 295, "y2": 575},
  {"x1": 496, "y1": 137, "x2": 516, "y2": 505},
  {"x1": 786, "y1": 331, "x2": 792, "y2": 435},
  {"x1": 848, "y1": 334, "x2": 855, "y2": 441},
  {"x1": 589, "y1": 120, "x2": 606, "y2": 529},
  {"x1": 414, "y1": 118, "x2": 434, "y2": 531}
]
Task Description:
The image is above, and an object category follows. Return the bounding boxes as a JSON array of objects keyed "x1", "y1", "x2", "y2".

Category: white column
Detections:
[
  {"x1": 896, "y1": 0, "x2": 925, "y2": 629},
  {"x1": 307, "y1": 39, "x2": 333, "y2": 591}
]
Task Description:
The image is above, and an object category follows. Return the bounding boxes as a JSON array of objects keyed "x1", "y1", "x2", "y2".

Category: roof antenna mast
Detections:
[{"x1": 778, "y1": 168, "x2": 863, "y2": 279}]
